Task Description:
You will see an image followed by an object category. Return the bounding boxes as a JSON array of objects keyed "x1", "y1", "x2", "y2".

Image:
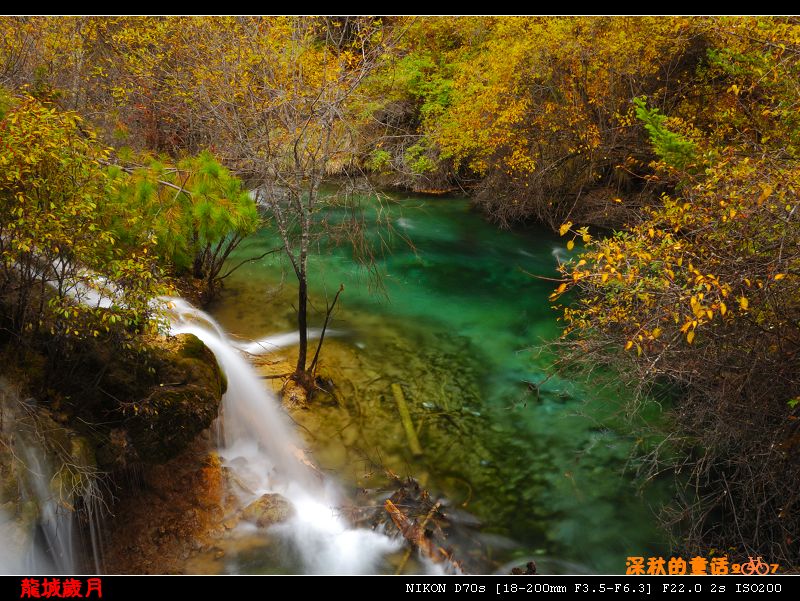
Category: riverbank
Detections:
[{"x1": 0, "y1": 331, "x2": 226, "y2": 573}]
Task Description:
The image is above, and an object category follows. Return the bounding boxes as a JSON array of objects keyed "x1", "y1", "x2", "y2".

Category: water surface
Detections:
[{"x1": 211, "y1": 194, "x2": 668, "y2": 573}]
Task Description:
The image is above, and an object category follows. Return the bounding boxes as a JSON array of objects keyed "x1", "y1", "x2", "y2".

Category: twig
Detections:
[{"x1": 308, "y1": 283, "x2": 344, "y2": 375}]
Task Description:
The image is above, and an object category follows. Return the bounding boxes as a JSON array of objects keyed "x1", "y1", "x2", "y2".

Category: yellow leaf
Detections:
[
  {"x1": 625, "y1": 340, "x2": 633, "y2": 351},
  {"x1": 652, "y1": 328, "x2": 662, "y2": 339},
  {"x1": 774, "y1": 273, "x2": 786, "y2": 280},
  {"x1": 567, "y1": 240, "x2": 575, "y2": 251},
  {"x1": 738, "y1": 296, "x2": 749, "y2": 310},
  {"x1": 555, "y1": 283, "x2": 567, "y2": 295},
  {"x1": 582, "y1": 234, "x2": 591, "y2": 243},
  {"x1": 687, "y1": 330, "x2": 695, "y2": 344},
  {"x1": 690, "y1": 297, "x2": 704, "y2": 318},
  {"x1": 720, "y1": 302, "x2": 727, "y2": 316}
]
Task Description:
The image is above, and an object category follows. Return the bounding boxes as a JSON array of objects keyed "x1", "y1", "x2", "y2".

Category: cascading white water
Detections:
[
  {"x1": 0, "y1": 444, "x2": 86, "y2": 575},
  {"x1": 0, "y1": 377, "x2": 79, "y2": 575},
  {"x1": 2, "y1": 281, "x2": 399, "y2": 574},
  {"x1": 167, "y1": 298, "x2": 401, "y2": 574},
  {"x1": 22, "y1": 447, "x2": 76, "y2": 574},
  {"x1": 165, "y1": 297, "x2": 336, "y2": 357},
  {"x1": 0, "y1": 509, "x2": 26, "y2": 574}
]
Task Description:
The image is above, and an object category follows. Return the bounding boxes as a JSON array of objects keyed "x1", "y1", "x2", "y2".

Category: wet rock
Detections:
[
  {"x1": 222, "y1": 516, "x2": 240, "y2": 530},
  {"x1": 95, "y1": 428, "x2": 133, "y2": 468},
  {"x1": 510, "y1": 560, "x2": 537, "y2": 575},
  {"x1": 123, "y1": 334, "x2": 225, "y2": 464},
  {"x1": 102, "y1": 442, "x2": 234, "y2": 574},
  {"x1": 241, "y1": 494, "x2": 294, "y2": 528}
]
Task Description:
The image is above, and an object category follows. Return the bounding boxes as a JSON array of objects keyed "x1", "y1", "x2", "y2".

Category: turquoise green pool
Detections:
[{"x1": 209, "y1": 193, "x2": 670, "y2": 574}]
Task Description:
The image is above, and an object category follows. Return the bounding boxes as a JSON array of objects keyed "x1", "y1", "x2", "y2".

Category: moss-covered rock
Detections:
[
  {"x1": 118, "y1": 334, "x2": 225, "y2": 465},
  {"x1": 241, "y1": 494, "x2": 294, "y2": 528},
  {"x1": 0, "y1": 329, "x2": 226, "y2": 572},
  {"x1": 3, "y1": 330, "x2": 225, "y2": 470}
]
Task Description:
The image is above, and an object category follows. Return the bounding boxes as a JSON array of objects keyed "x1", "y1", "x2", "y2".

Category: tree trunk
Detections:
[
  {"x1": 295, "y1": 266, "x2": 308, "y2": 375},
  {"x1": 192, "y1": 230, "x2": 204, "y2": 279},
  {"x1": 295, "y1": 199, "x2": 310, "y2": 380}
]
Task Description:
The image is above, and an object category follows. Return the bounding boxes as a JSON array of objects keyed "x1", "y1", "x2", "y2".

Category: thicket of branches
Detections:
[{"x1": 552, "y1": 20, "x2": 800, "y2": 565}]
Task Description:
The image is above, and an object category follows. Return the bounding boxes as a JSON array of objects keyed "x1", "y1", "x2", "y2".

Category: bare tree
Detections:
[
  {"x1": 183, "y1": 17, "x2": 398, "y2": 388},
  {"x1": 0, "y1": 16, "x2": 402, "y2": 388}
]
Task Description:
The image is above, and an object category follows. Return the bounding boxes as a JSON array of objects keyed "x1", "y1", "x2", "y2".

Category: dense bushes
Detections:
[
  {"x1": 0, "y1": 93, "x2": 257, "y2": 357},
  {"x1": 0, "y1": 93, "x2": 162, "y2": 348},
  {"x1": 553, "y1": 19, "x2": 800, "y2": 564}
]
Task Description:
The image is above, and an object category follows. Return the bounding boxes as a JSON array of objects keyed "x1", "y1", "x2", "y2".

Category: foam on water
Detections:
[{"x1": 168, "y1": 301, "x2": 401, "y2": 574}]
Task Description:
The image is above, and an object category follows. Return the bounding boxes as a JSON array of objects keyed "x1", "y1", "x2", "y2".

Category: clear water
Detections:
[{"x1": 210, "y1": 194, "x2": 669, "y2": 574}]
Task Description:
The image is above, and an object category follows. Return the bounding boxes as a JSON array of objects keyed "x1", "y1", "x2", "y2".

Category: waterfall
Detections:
[
  {"x1": 167, "y1": 298, "x2": 401, "y2": 574},
  {"x1": 0, "y1": 438, "x2": 84, "y2": 574},
  {"x1": 0, "y1": 371, "x2": 108, "y2": 576},
  {"x1": 22, "y1": 447, "x2": 76, "y2": 574},
  {"x1": 0, "y1": 510, "x2": 26, "y2": 574},
  {"x1": 1, "y1": 288, "x2": 399, "y2": 574}
]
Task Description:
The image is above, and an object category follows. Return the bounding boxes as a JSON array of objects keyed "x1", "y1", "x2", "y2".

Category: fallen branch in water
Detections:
[
  {"x1": 384, "y1": 498, "x2": 461, "y2": 572},
  {"x1": 289, "y1": 444, "x2": 325, "y2": 480},
  {"x1": 394, "y1": 499, "x2": 443, "y2": 574},
  {"x1": 391, "y1": 383, "x2": 423, "y2": 456},
  {"x1": 259, "y1": 373, "x2": 293, "y2": 379}
]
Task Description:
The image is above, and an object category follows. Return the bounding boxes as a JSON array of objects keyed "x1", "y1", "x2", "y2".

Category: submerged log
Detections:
[
  {"x1": 388, "y1": 498, "x2": 444, "y2": 574},
  {"x1": 391, "y1": 383, "x2": 423, "y2": 456},
  {"x1": 349, "y1": 474, "x2": 483, "y2": 573},
  {"x1": 384, "y1": 499, "x2": 454, "y2": 568}
]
